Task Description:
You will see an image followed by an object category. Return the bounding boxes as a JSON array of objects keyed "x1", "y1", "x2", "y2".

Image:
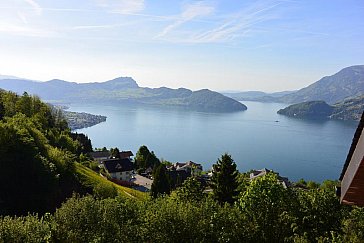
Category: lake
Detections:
[{"x1": 69, "y1": 101, "x2": 358, "y2": 182}]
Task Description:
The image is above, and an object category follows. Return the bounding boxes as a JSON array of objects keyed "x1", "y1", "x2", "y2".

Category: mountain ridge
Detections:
[
  {"x1": 224, "y1": 65, "x2": 364, "y2": 105},
  {"x1": 0, "y1": 76, "x2": 246, "y2": 112},
  {"x1": 279, "y1": 65, "x2": 364, "y2": 104}
]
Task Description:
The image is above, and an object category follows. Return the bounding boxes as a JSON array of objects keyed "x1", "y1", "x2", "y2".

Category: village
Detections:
[{"x1": 88, "y1": 148, "x2": 292, "y2": 193}]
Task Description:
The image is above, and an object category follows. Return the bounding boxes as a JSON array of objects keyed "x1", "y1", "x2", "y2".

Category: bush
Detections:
[{"x1": 0, "y1": 214, "x2": 54, "y2": 243}]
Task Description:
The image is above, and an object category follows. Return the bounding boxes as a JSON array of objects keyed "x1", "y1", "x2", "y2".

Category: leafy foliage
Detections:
[
  {"x1": 2, "y1": 179, "x2": 362, "y2": 243},
  {"x1": 239, "y1": 173, "x2": 298, "y2": 242},
  {"x1": 174, "y1": 176, "x2": 205, "y2": 202}
]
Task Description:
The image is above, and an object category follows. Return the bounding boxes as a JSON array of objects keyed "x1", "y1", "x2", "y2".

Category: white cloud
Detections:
[
  {"x1": 17, "y1": 11, "x2": 28, "y2": 24},
  {"x1": 0, "y1": 22, "x2": 57, "y2": 37},
  {"x1": 24, "y1": 0, "x2": 42, "y2": 15},
  {"x1": 157, "y1": 2, "x2": 215, "y2": 38},
  {"x1": 96, "y1": 0, "x2": 145, "y2": 14},
  {"x1": 157, "y1": 0, "x2": 286, "y2": 44},
  {"x1": 191, "y1": 4, "x2": 279, "y2": 43}
]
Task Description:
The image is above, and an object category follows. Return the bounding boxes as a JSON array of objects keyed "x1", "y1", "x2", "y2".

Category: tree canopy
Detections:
[
  {"x1": 150, "y1": 164, "x2": 171, "y2": 198},
  {"x1": 135, "y1": 145, "x2": 160, "y2": 169},
  {"x1": 211, "y1": 153, "x2": 239, "y2": 204}
]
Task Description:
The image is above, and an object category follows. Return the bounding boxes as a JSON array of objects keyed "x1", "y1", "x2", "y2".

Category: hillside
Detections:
[
  {"x1": 331, "y1": 95, "x2": 364, "y2": 120},
  {"x1": 277, "y1": 101, "x2": 334, "y2": 119},
  {"x1": 0, "y1": 90, "x2": 144, "y2": 215},
  {"x1": 277, "y1": 95, "x2": 364, "y2": 120},
  {"x1": 0, "y1": 77, "x2": 246, "y2": 112},
  {"x1": 279, "y1": 65, "x2": 364, "y2": 104}
]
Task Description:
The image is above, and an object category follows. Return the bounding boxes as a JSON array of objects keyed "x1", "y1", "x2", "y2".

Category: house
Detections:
[
  {"x1": 339, "y1": 111, "x2": 364, "y2": 206},
  {"x1": 103, "y1": 158, "x2": 134, "y2": 182},
  {"x1": 119, "y1": 151, "x2": 134, "y2": 159},
  {"x1": 89, "y1": 151, "x2": 111, "y2": 164},
  {"x1": 172, "y1": 161, "x2": 203, "y2": 176},
  {"x1": 250, "y1": 168, "x2": 291, "y2": 188}
]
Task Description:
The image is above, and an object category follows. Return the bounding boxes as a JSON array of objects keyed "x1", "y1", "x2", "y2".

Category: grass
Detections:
[{"x1": 75, "y1": 163, "x2": 147, "y2": 200}]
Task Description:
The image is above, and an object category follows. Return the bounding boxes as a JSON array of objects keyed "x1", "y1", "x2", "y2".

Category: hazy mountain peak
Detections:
[
  {"x1": 47, "y1": 79, "x2": 73, "y2": 83},
  {"x1": 104, "y1": 77, "x2": 139, "y2": 88},
  {"x1": 0, "y1": 74, "x2": 28, "y2": 80}
]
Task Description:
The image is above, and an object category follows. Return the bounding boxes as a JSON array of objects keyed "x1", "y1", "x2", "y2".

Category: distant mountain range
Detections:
[
  {"x1": 223, "y1": 90, "x2": 296, "y2": 102},
  {"x1": 0, "y1": 77, "x2": 247, "y2": 112},
  {"x1": 225, "y1": 65, "x2": 364, "y2": 105}
]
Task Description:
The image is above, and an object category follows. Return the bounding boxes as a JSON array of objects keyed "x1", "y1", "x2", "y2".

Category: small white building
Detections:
[{"x1": 103, "y1": 158, "x2": 134, "y2": 182}]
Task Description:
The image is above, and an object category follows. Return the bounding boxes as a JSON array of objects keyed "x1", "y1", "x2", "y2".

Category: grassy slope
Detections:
[{"x1": 75, "y1": 163, "x2": 147, "y2": 200}]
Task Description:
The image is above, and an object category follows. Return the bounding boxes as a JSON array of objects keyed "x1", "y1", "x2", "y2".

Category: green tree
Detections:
[
  {"x1": 295, "y1": 188, "x2": 344, "y2": 241},
  {"x1": 135, "y1": 145, "x2": 150, "y2": 169},
  {"x1": 110, "y1": 147, "x2": 120, "y2": 158},
  {"x1": 175, "y1": 177, "x2": 205, "y2": 202},
  {"x1": 145, "y1": 151, "x2": 160, "y2": 169},
  {"x1": 211, "y1": 153, "x2": 239, "y2": 204},
  {"x1": 239, "y1": 173, "x2": 298, "y2": 242},
  {"x1": 307, "y1": 180, "x2": 320, "y2": 189},
  {"x1": 320, "y1": 180, "x2": 339, "y2": 191},
  {"x1": 135, "y1": 145, "x2": 160, "y2": 169},
  {"x1": 0, "y1": 99, "x2": 4, "y2": 120},
  {"x1": 342, "y1": 207, "x2": 364, "y2": 242},
  {"x1": 150, "y1": 164, "x2": 171, "y2": 198}
]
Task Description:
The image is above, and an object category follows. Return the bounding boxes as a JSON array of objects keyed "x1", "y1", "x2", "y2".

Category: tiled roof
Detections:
[
  {"x1": 120, "y1": 151, "x2": 134, "y2": 158},
  {"x1": 89, "y1": 151, "x2": 110, "y2": 158},
  {"x1": 103, "y1": 158, "x2": 134, "y2": 173}
]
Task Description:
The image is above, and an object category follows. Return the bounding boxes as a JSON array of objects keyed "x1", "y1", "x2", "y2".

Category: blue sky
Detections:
[{"x1": 0, "y1": 0, "x2": 363, "y2": 92}]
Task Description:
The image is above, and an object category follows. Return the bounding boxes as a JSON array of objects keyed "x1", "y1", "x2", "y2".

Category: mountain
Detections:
[
  {"x1": 279, "y1": 65, "x2": 364, "y2": 104},
  {"x1": 224, "y1": 65, "x2": 364, "y2": 104},
  {"x1": 0, "y1": 77, "x2": 246, "y2": 112},
  {"x1": 223, "y1": 90, "x2": 295, "y2": 102},
  {"x1": 277, "y1": 101, "x2": 334, "y2": 119},
  {"x1": 277, "y1": 94, "x2": 364, "y2": 120}
]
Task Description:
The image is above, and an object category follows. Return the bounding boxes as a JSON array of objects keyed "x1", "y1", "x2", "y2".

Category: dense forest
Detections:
[{"x1": 0, "y1": 91, "x2": 364, "y2": 242}]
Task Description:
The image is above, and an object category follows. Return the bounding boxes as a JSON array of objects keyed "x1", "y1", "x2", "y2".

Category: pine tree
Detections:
[
  {"x1": 151, "y1": 164, "x2": 171, "y2": 198},
  {"x1": 211, "y1": 153, "x2": 239, "y2": 204}
]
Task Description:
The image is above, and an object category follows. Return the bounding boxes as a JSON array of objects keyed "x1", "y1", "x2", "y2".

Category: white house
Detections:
[{"x1": 103, "y1": 158, "x2": 134, "y2": 182}]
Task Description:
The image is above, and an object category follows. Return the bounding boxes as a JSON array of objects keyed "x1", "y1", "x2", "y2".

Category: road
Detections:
[{"x1": 132, "y1": 174, "x2": 153, "y2": 192}]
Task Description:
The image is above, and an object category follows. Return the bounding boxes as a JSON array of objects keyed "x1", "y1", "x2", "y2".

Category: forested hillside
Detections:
[{"x1": 0, "y1": 91, "x2": 141, "y2": 215}]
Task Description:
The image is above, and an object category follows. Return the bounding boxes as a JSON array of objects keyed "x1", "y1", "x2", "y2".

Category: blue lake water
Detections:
[{"x1": 69, "y1": 101, "x2": 358, "y2": 182}]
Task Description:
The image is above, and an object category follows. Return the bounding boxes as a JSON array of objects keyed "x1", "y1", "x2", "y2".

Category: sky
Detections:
[{"x1": 0, "y1": 0, "x2": 363, "y2": 92}]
